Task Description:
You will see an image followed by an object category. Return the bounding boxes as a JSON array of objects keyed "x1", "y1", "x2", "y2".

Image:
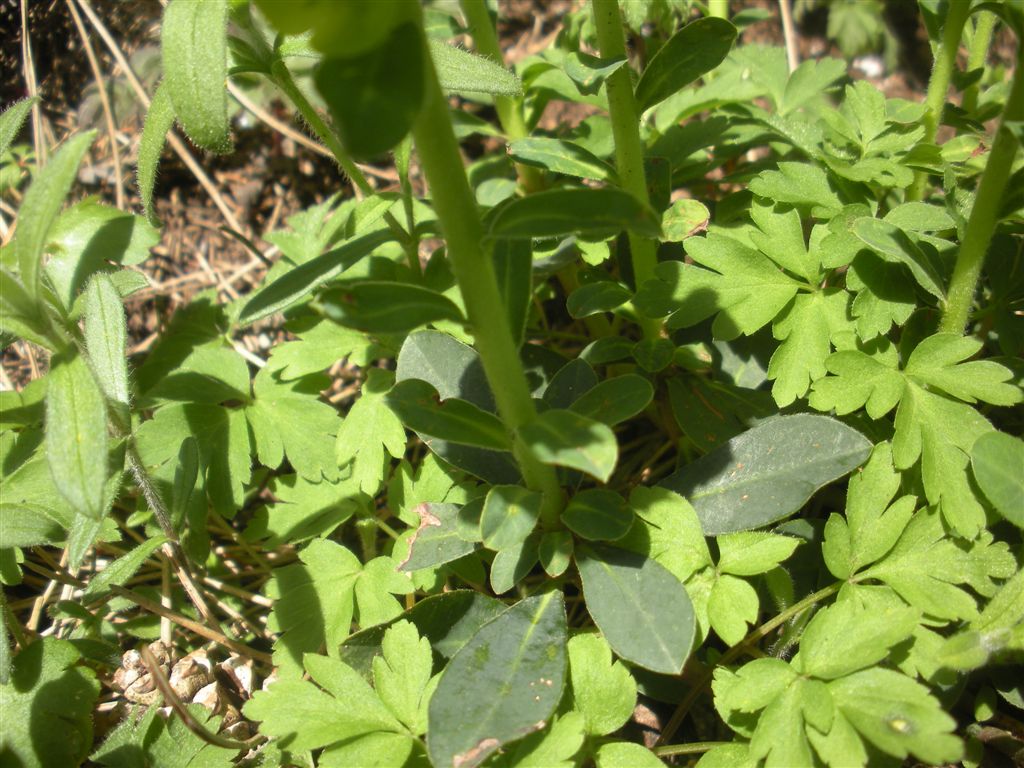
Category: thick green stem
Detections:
[
  {"x1": 591, "y1": 0, "x2": 660, "y2": 337},
  {"x1": 940, "y1": 47, "x2": 1024, "y2": 335},
  {"x1": 909, "y1": 2, "x2": 972, "y2": 200},
  {"x1": 459, "y1": 0, "x2": 544, "y2": 193},
  {"x1": 962, "y1": 10, "x2": 997, "y2": 115},
  {"x1": 707, "y1": 0, "x2": 729, "y2": 19},
  {"x1": 270, "y1": 61, "x2": 419, "y2": 270},
  {"x1": 411, "y1": 28, "x2": 563, "y2": 522}
]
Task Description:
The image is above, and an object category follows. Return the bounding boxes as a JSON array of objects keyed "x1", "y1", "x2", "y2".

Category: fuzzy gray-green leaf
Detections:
[
  {"x1": 45, "y1": 354, "x2": 109, "y2": 519},
  {"x1": 138, "y1": 82, "x2": 175, "y2": 227},
  {"x1": 161, "y1": 0, "x2": 231, "y2": 152},
  {"x1": 83, "y1": 273, "x2": 130, "y2": 409}
]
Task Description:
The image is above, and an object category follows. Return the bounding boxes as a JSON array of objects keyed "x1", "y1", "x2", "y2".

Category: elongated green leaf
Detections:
[
  {"x1": 83, "y1": 274, "x2": 129, "y2": 409},
  {"x1": 386, "y1": 379, "x2": 510, "y2": 451},
  {"x1": 15, "y1": 130, "x2": 95, "y2": 298},
  {"x1": 137, "y1": 82, "x2": 175, "y2": 227},
  {"x1": 0, "y1": 97, "x2": 36, "y2": 158},
  {"x1": 490, "y1": 533, "x2": 540, "y2": 594},
  {"x1": 544, "y1": 358, "x2": 598, "y2": 409},
  {"x1": 430, "y1": 39, "x2": 521, "y2": 96},
  {"x1": 481, "y1": 485, "x2": 543, "y2": 551},
  {"x1": 323, "y1": 281, "x2": 464, "y2": 333},
  {"x1": 853, "y1": 218, "x2": 945, "y2": 301},
  {"x1": 0, "y1": 504, "x2": 64, "y2": 548},
  {"x1": 45, "y1": 354, "x2": 109, "y2": 519},
  {"x1": 427, "y1": 593, "x2": 567, "y2": 768},
  {"x1": 519, "y1": 409, "x2": 618, "y2": 482},
  {"x1": 661, "y1": 414, "x2": 872, "y2": 535},
  {"x1": 0, "y1": 268, "x2": 55, "y2": 349},
  {"x1": 570, "y1": 374, "x2": 653, "y2": 426},
  {"x1": 508, "y1": 138, "x2": 616, "y2": 181},
  {"x1": 489, "y1": 188, "x2": 661, "y2": 240},
  {"x1": 635, "y1": 18, "x2": 738, "y2": 110},
  {"x1": 239, "y1": 230, "x2": 393, "y2": 324},
  {"x1": 398, "y1": 503, "x2": 478, "y2": 572},
  {"x1": 562, "y1": 489, "x2": 633, "y2": 541},
  {"x1": 161, "y1": 0, "x2": 231, "y2": 152},
  {"x1": 971, "y1": 431, "x2": 1024, "y2": 528},
  {"x1": 567, "y1": 282, "x2": 632, "y2": 319},
  {"x1": 492, "y1": 239, "x2": 532, "y2": 347},
  {"x1": 539, "y1": 531, "x2": 573, "y2": 577},
  {"x1": 577, "y1": 544, "x2": 695, "y2": 674},
  {"x1": 316, "y1": 22, "x2": 425, "y2": 159},
  {"x1": 84, "y1": 535, "x2": 167, "y2": 599}
]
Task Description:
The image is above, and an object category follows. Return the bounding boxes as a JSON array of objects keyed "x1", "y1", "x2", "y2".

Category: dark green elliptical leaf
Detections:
[
  {"x1": 398, "y1": 503, "x2": 477, "y2": 572},
  {"x1": 396, "y1": 331, "x2": 520, "y2": 484},
  {"x1": 507, "y1": 137, "x2": 617, "y2": 181},
  {"x1": 427, "y1": 592, "x2": 567, "y2": 768},
  {"x1": 519, "y1": 409, "x2": 618, "y2": 482},
  {"x1": 239, "y1": 230, "x2": 393, "y2": 324},
  {"x1": 488, "y1": 188, "x2": 662, "y2": 240},
  {"x1": 386, "y1": 379, "x2": 510, "y2": 451},
  {"x1": 45, "y1": 353, "x2": 109, "y2": 519},
  {"x1": 492, "y1": 239, "x2": 532, "y2": 347},
  {"x1": 322, "y1": 281, "x2": 464, "y2": 333},
  {"x1": 661, "y1": 414, "x2": 872, "y2": 535},
  {"x1": 571, "y1": 375, "x2": 654, "y2": 426},
  {"x1": 634, "y1": 17, "x2": 738, "y2": 110},
  {"x1": 161, "y1": 0, "x2": 231, "y2": 152},
  {"x1": 316, "y1": 21, "x2": 425, "y2": 159},
  {"x1": 971, "y1": 431, "x2": 1024, "y2": 528},
  {"x1": 577, "y1": 544, "x2": 695, "y2": 674},
  {"x1": 562, "y1": 489, "x2": 634, "y2": 541}
]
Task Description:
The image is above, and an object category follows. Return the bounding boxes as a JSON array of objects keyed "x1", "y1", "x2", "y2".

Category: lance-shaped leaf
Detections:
[
  {"x1": 971, "y1": 431, "x2": 1024, "y2": 528},
  {"x1": 492, "y1": 239, "x2": 532, "y2": 347},
  {"x1": 430, "y1": 39, "x2": 521, "y2": 96},
  {"x1": 489, "y1": 533, "x2": 540, "y2": 594},
  {"x1": 323, "y1": 281, "x2": 464, "y2": 334},
  {"x1": 481, "y1": 485, "x2": 542, "y2": 551},
  {"x1": 566, "y1": 282, "x2": 632, "y2": 319},
  {"x1": 508, "y1": 137, "x2": 616, "y2": 181},
  {"x1": 83, "y1": 536, "x2": 167, "y2": 600},
  {"x1": 83, "y1": 274, "x2": 130, "y2": 409},
  {"x1": 519, "y1": 409, "x2": 618, "y2": 482},
  {"x1": 161, "y1": 0, "x2": 231, "y2": 152},
  {"x1": 563, "y1": 52, "x2": 626, "y2": 95},
  {"x1": 239, "y1": 230, "x2": 393, "y2": 324},
  {"x1": 427, "y1": 592, "x2": 567, "y2": 768},
  {"x1": 854, "y1": 218, "x2": 945, "y2": 301},
  {"x1": 577, "y1": 544, "x2": 695, "y2": 674},
  {"x1": 489, "y1": 188, "x2": 661, "y2": 240},
  {"x1": 634, "y1": 17, "x2": 738, "y2": 110},
  {"x1": 661, "y1": 414, "x2": 872, "y2": 535},
  {"x1": 45, "y1": 353, "x2": 109, "y2": 519},
  {"x1": 14, "y1": 130, "x2": 95, "y2": 298},
  {"x1": 0, "y1": 96, "x2": 35, "y2": 158},
  {"x1": 137, "y1": 82, "x2": 175, "y2": 227},
  {"x1": 387, "y1": 378, "x2": 510, "y2": 450}
]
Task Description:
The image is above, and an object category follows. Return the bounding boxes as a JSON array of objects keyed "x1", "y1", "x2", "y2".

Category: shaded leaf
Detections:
[
  {"x1": 489, "y1": 188, "x2": 661, "y2": 240},
  {"x1": 508, "y1": 137, "x2": 616, "y2": 181},
  {"x1": 519, "y1": 409, "x2": 617, "y2": 482},
  {"x1": 561, "y1": 489, "x2": 633, "y2": 541},
  {"x1": 322, "y1": 280, "x2": 464, "y2": 333},
  {"x1": 481, "y1": 485, "x2": 543, "y2": 551},
  {"x1": 971, "y1": 431, "x2": 1024, "y2": 527},
  {"x1": 635, "y1": 18, "x2": 738, "y2": 110},
  {"x1": 570, "y1": 374, "x2": 653, "y2": 426},
  {"x1": 387, "y1": 379, "x2": 510, "y2": 450}
]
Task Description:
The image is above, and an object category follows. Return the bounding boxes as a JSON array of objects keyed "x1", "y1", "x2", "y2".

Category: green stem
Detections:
[
  {"x1": 459, "y1": 0, "x2": 545, "y2": 193},
  {"x1": 591, "y1": 0, "x2": 660, "y2": 337},
  {"x1": 707, "y1": 0, "x2": 729, "y2": 19},
  {"x1": 908, "y1": 1, "x2": 972, "y2": 201},
  {"x1": 962, "y1": 11, "x2": 997, "y2": 115},
  {"x1": 270, "y1": 60, "x2": 417, "y2": 266},
  {"x1": 940, "y1": 45, "x2": 1024, "y2": 335},
  {"x1": 655, "y1": 741, "x2": 729, "y2": 757},
  {"x1": 657, "y1": 581, "x2": 842, "y2": 746},
  {"x1": 411, "y1": 23, "x2": 563, "y2": 523}
]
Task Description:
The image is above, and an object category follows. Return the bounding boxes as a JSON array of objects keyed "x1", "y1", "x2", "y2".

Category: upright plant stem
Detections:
[
  {"x1": 708, "y1": 0, "x2": 729, "y2": 20},
  {"x1": 941, "y1": 47, "x2": 1024, "y2": 335},
  {"x1": 411, "y1": 27, "x2": 563, "y2": 522},
  {"x1": 962, "y1": 11, "x2": 997, "y2": 115},
  {"x1": 909, "y1": 1, "x2": 972, "y2": 201},
  {"x1": 270, "y1": 60, "x2": 420, "y2": 274},
  {"x1": 591, "y1": 0, "x2": 660, "y2": 337},
  {"x1": 459, "y1": 0, "x2": 544, "y2": 193}
]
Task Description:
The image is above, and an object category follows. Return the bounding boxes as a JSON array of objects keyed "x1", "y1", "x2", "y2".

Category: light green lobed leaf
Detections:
[{"x1": 336, "y1": 368, "x2": 407, "y2": 496}]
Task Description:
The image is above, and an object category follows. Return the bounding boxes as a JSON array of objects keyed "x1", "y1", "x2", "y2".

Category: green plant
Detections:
[{"x1": 2, "y1": 1, "x2": 1023, "y2": 766}]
